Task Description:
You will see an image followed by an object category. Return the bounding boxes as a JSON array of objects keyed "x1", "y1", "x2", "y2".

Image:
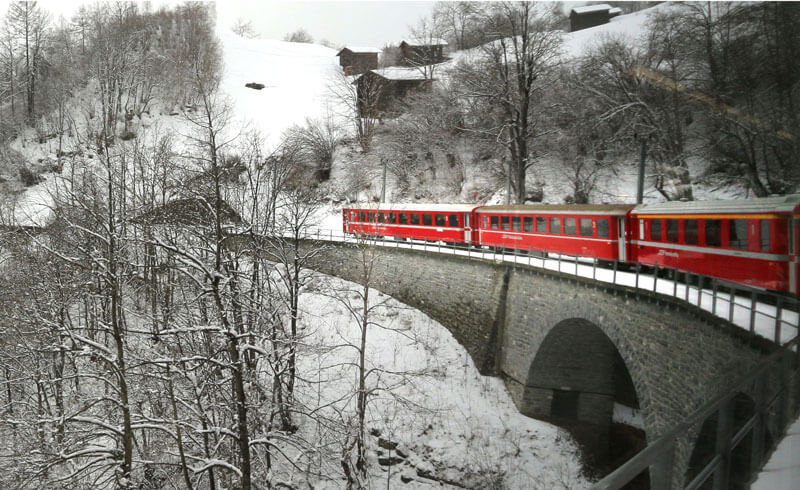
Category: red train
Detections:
[{"x1": 342, "y1": 195, "x2": 800, "y2": 295}]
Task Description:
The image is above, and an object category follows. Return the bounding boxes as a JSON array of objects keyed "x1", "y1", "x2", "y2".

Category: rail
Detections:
[{"x1": 288, "y1": 228, "x2": 799, "y2": 348}]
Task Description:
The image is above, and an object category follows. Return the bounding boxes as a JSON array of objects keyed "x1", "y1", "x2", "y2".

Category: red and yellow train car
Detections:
[
  {"x1": 474, "y1": 204, "x2": 635, "y2": 261},
  {"x1": 629, "y1": 195, "x2": 800, "y2": 293}
]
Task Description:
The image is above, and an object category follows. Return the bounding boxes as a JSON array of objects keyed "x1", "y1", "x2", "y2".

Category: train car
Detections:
[
  {"x1": 475, "y1": 204, "x2": 636, "y2": 261},
  {"x1": 629, "y1": 195, "x2": 800, "y2": 293},
  {"x1": 342, "y1": 203, "x2": 478, "y2": 244}
]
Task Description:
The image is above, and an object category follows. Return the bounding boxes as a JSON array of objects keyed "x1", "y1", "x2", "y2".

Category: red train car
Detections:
[
  {"x1": 343, "y1": 203, "x2": 478, "y2": 244},
  {"x1": 474, "y1": 204, "x2": 635, "y2": 261},
  {"x1": 630, "y1": 195, "x2": 800, "y2": 293}
]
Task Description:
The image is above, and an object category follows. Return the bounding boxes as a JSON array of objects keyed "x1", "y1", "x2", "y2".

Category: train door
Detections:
[
  {"x1": 343, "y1": 209, "x2": 349, "y2": 234},
  {"x1": 463, "y1": 213, "x2": 471, "y2": 245},
  {"x1": 617, "y1": 216, "x2": 627, "y2": 262}
]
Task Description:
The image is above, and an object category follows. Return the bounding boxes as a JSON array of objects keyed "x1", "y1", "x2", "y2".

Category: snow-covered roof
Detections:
[
  {"x1": 479, "y1": 204, "x2": 635, "y2": 216},
  {"x1": 402, "y1": 38, "x2": 449, "y2": 47},
  {"x1": 631, "y1": 195, "x2": 800, "y2": 215},
  {"x1": 370, "y1": 67, "x2": 429, "y2": 81},
  {"x1": 609, "y1": 7, "x2": 623, "y2": 16},
  {"x1": 337, "y1": 46, "x2": 381, "y2": 55},
  {"x1": 345, "y1": 203, "x2": 477, "y2": 213},
  {"x1": 571, "y1": 4, "x2": 613, "y2": 15}
]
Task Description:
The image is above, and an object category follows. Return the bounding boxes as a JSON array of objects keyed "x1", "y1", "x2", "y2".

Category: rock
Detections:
[
  {"x1": 378, "y1": 456, "x2": 404, "y2": 467},
  {"x1": 245, "y1": 82, "x2": 265, "y2": 90},
  {"x1": 378, "y1": 438, "x2": 398, "y2": 451}
]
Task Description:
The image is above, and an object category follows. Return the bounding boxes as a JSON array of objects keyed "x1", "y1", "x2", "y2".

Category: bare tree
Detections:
[
  {"x1": 231, "y1": 17, "x2": 258, "y2": 39},
  {"x1": 328, "y1": 69, "x2": 381, "y2": 152},
  {"x1": 452, "y1": 2, "x2": 562, "y2": 203},
  {"x1": 284, "y1": 28, "x2": 313, "y2": 44}
]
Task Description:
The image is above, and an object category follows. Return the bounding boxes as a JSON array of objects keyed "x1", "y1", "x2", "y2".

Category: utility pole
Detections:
[
  {"x1": 505, "y1": 159, "x2": 512, "y2": 205},
  {"x1": 636, "y1": 136, "x2": 648, "y2": 204},
  {"x1": 380, "y1": 157, "x2": 387, "y2": 203}
]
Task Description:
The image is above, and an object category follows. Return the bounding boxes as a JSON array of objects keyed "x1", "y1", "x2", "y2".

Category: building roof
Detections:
[
  {"x1": 571, "y1": 4, "x2": 613, "y2": 15},
  {"x1": 609, "y1": 7, "x2": 623, "y2": 16},
  {"x1": 346, "y1": 203, "x2": 477, "y2": 213},
  {"x1": 631, "y1": 195, "x2": 800, "y2": 215},
  {"x1": 479, "y1": 204, "x2": 635, "y2": 216},
  {"x1": 401, "y1": 38, "x2": 449, "y2": 47},
  {"x1": 366, "y1": 67, "x2": 430, "y2": 81},
  {"x1": 337, "y1": 46, "x2": 381, "y2": 55}
]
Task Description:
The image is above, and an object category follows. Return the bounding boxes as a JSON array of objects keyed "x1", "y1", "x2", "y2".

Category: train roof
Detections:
[
  {"x1": 477, "y1": 204, "x2": 636, "y2": 216},
  {"x1": 344, "y1": 203, "x2": 477, "y2": 212},
  {"x1": 631, "y1": 194, "x2": 800, "y2": 215}
]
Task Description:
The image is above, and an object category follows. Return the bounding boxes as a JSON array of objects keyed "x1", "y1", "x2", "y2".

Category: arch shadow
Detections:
[{"x1": 522, "y1": 318, "x2": 649, "y2": 485}]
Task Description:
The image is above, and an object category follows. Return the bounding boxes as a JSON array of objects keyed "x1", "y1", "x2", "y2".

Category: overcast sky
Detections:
[{"x1": 5, "y1": 1, "x2": 587, "y2": 49}]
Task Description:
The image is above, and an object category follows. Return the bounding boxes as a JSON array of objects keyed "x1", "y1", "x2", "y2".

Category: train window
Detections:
[
  {"x1": 435, "y1": 214, "x2": 446, "y2": 227},
  {"x1": 398, "y1": 213, "x2": 408, "y2": 225},
  {"x1": 378, "y1": 212, "x2": 385, "y2": 223},
  {"x1": 501, "y1": 216, "x2": 510, "y2": 231},
  {"x1": 684, "y1": 220, "x2": 698, "y2": 245},
  {"x1": 512, "y1": 216, "x2": 521, "y2": 231},
  {"x1": 410, "y1": 214, "x2": 419, "y2": 225},
  {"x1": 651, "y1": 220, "x2": 662, "y2": 241},
  {"x1": 705, "y1": 219, "x2": 721, "y2": 246},
  {"x1": 565, "y1": 218, "x2": 577, "y2": 235},
  {"x1": 387, "y1": 212, "x2": 396, "y2": 224},
  {"x1": 597, "y1": 219, "x2": 609, "y2": 238},
  {"x1": 368, "y1": 212, "x2": 375, "y2": 222},
  {"x1": 359, "y1": 211, "x2": 366, "y2": 222},
  {"x1": 422, "y1": 214, "x2": 432, "y2": 226},
  {"x1": 524, "y1": 217, "x2": 533, "y2": 232},
  {"x1": 490, "y1": 216, "x2": 499, "y2": 230},
  {"x1": 729, "y1": 219, "x2": 748, "y2": 249},
  {"x1": 579, "y1": 218, "x2": 593, "y2": 237},
  {"x1": 449, "y1": 214, "x2": 458, "y2": 227},
  {"x1": 666, "y1": 219, "x2": 679, "y2": 243},
  {"x1": 761, "y1": 220, "x2": 770, "y2": 251},
  {"x1": 536, "y1": 217, "x2": 546, "y2": 233},
  {"x1": 550, "y1": 217, "x2": 561, "y2": 234}
]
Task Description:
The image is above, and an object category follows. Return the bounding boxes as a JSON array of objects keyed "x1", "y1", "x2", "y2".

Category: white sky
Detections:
[{"x1": 2, "y1": 1, "x2": 590, "y2": 49}]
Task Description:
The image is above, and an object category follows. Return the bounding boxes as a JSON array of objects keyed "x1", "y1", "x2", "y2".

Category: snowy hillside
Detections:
[{"x1": 217, "y1": 28, "x2": 341, "y2": 146}]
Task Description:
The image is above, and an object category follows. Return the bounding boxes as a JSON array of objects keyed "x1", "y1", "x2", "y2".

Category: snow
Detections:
[
  {"x1": 6, "y1": 178, "x2": 56, "y2": 228},
  {"x1": 370, "y1": 66, "x2": 430, "y2": 81},
  {"x1": 571, "y1": 4, "x2": 613, "y2": 15},
  {"x1": 752, "y1": 414, "x2": 800, "y2": 490},
  {"x1": 296, "y1": 272, "x2": 589, "y2": 488},
  {"x1": 217, "y1": 28, "x2": 341, "y2": 147},
  {"x1": 613, "y1": 403, "x2": 644, "y2": 430},
  {"x1": 339, "y1": 46, "x2": 381, "y2": 54}
]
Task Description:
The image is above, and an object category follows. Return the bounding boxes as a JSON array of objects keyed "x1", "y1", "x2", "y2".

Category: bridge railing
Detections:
[
  {"x1": 298, "y1": 228, "x2": 799, "y2": 348},
  {"x1": 588, "y1": 334, "x2": 800, "y2": 490}
]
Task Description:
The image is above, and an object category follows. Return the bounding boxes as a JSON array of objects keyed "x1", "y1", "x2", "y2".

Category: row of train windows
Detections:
[
  {"x1": 483, "y1": 215, "x2": 611, "y2": 238},
  {"x1": 643, "y1": 218, "x2": 769, "y2": 251},
  {"x1": 352, "y1": 210, "x2": 459, "y2": 227}
]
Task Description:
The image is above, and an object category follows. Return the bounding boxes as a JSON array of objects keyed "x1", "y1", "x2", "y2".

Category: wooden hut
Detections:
[
  {"x1": 336, "y1": 46, "x2": 380, "y2": 75},
  {"x1": 569, "y1": 4, "x2": 621, "y2": 32},
  {"x1": 354, "y1": 67, "x2": 433, "y2": 118},
  {"x1": 399, "y1": 38, "x2": 448, "y2": 66}
]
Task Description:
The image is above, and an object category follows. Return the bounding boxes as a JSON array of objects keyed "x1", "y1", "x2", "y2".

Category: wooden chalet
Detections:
[
  {"x1": 336, "y1": 46, "x2": 380, "y2": 75},
  {"x1": 399, "y1": 38, "x2": 448, "y2": 66},
  {"x1": 354, "y1": 67, "x2": 433, "y2": 118},
  {"x1": 569, "y1": 4, "x2": 622, "y2": 32}
]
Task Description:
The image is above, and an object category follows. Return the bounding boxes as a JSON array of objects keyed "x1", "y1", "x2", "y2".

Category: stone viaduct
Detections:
[{"x1": 240, "y1": 236, "x2": 784, "y2": 486}]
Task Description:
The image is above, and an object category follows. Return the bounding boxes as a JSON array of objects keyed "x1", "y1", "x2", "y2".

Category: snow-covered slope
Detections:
[{"x1": 217, "y1": 28, "x2": 341, "y2": 146}]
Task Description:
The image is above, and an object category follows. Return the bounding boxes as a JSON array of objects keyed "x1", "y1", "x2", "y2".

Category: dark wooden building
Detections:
[
  {"x1": 336, "y1": 46, "x2": 380, "y2": 75},
  {"x1": 569, "y1": 4, "x2": 622, "y2": 32},
  {"x1": 354, "y1": 67, "x2": 433, "y2": 118},
  {"x1": 399, "y1": 38, "x2": 448, "y2": 66}
]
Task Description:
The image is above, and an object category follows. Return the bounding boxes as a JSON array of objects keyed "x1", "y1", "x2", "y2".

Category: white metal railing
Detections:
[{"x1": 289, "y1": 228, "x2": 800, "y2": 348}]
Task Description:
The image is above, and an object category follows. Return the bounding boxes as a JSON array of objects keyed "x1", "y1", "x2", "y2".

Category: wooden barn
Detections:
[
  {"x1": 399, "y1": 38, "x2": 448, "y2": 66},
  {"x1": 336, "y1": 46, "x2": 380, "y2": 75},
  {"x1": 354, "y1": 67, "x2": 433, "y2": 118},
  {"x1": 569, "y1": 4, "x2": 622, "y2": 32}
]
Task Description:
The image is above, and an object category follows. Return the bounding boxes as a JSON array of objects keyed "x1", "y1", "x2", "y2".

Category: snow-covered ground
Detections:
[
  {"x1": 295, "y1": 273, "x2": 588, "y2": 488},
  {"x1": 752, "y1": 414, "x2": 800, "y2": 490}
]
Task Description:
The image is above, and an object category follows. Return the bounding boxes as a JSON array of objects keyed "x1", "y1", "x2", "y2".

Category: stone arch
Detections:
[{"x1": 521, "y1": 318, "x2": 647, "y2": 477}]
